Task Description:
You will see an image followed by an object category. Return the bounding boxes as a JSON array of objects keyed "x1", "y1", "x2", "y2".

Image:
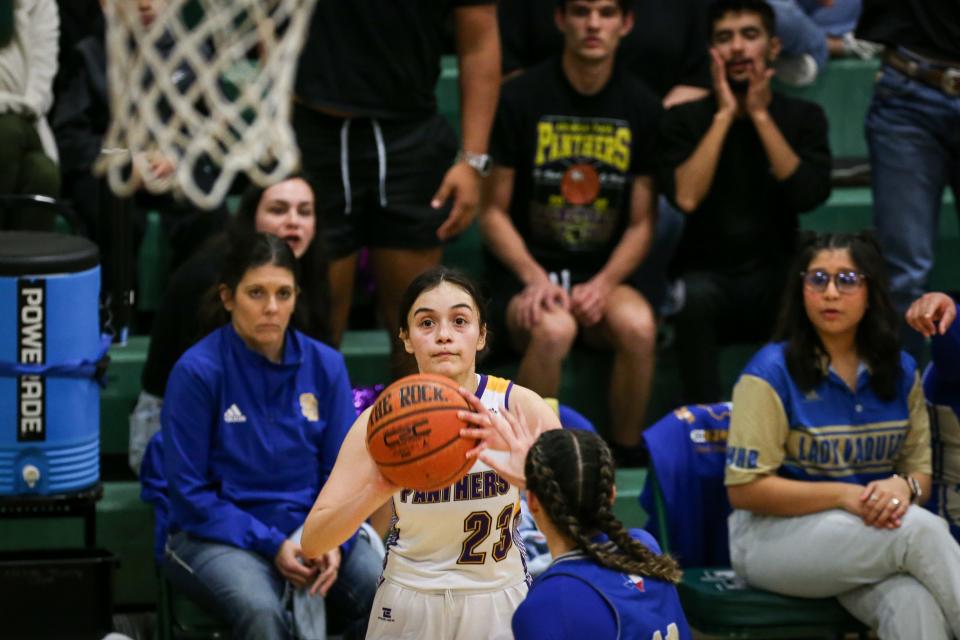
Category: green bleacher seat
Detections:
[
  {"x1": 775, "y1": 58, "x2": 880, "y2": 159},
  {"x1": 437, "y1": 55, "x2": 460, "y2": 137},
  {"x1": 612, "y1": 468, "x2": 647, "y2": 529},
  {"x1": 341, "y1": 329, "x2": 392, "y2": 387},
  {"x1": 101, "y1": 336, "x2": 150, "y2": 459},
  {"x1": 137, "y1": 211, "x2": 170, "y2": 313},
  {"x1": 97, "y1": 481, "x2": 157, "y2": 606}
]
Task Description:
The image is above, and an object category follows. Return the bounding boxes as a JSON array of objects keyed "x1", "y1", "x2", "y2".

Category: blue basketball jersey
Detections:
[{"x1": 512, "y1": 529, "x2": 691, "y2": 640}]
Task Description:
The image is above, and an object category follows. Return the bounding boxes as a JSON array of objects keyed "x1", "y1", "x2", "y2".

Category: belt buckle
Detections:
[{"x1": 942, "y1": 67, "x2": 960, "y2": 96}]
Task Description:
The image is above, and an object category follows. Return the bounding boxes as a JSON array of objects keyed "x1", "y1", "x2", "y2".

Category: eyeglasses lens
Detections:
[{"x1": 804, "y1": 271, "x2": 862, "y2": 293}]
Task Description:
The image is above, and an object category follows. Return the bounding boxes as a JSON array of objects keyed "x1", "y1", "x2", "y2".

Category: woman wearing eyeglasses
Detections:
[{"x1": 724, "y1": 232, "x2": 960, "y2": 638}]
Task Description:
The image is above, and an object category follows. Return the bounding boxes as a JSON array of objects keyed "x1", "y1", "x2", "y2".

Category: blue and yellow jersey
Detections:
[{"x1": 725, "y1": 343, "x2": 931, "y2": 487}]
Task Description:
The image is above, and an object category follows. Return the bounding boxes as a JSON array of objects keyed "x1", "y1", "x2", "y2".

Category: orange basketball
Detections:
[
  {"x1": 366, "y1": 373, "x2": 477, "y2": 491},
  {"x1": 560, "y1": 163, "x2": 601, "y2": 205}
]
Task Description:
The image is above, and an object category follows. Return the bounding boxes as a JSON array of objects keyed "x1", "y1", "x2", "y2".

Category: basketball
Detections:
[
  {"x1": 560, "y1": 163, "x2": 601, "y2": 206},
  {"x1": 366, "y1": 373, "x2": 478, "y2": 491}
]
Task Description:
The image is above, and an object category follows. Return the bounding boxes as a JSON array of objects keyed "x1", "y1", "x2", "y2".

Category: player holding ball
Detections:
[{"x1": 302, "y1": 266, "x2": 560, "y2": 639}]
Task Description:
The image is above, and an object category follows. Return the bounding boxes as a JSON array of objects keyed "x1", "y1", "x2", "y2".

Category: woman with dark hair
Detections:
[
  {"x1": 462, "y1": 413, "x2": 691, "y2": 639},
  {"x1": 724, "y1": 232, "x2": 960, "y2": 638},
  {"x1": 130, "y1": 175, "x2": 328, "y2": 473},
  {"x1": 302, "y1": 265, "x2": 561, "y2": 639},
  {"x1": 161, "y1": 233, "x2": 379, "y2": 640}
]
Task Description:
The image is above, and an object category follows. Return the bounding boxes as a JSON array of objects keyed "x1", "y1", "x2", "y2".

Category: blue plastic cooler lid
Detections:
[{"x1": 0, "y1": 232, "x2": 99, "y2": 276}]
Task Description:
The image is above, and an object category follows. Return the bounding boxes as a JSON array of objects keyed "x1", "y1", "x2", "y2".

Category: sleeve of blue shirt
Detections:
[
  {"x1": 931, "y1": 302, "x2": 960, "y2": 384},
  {"x1": 163, "y1": 357, "x2": 288, "y2": 561},
  {"x1": 317, "y1": 350, "x2": 355, "y2": 487},
  {"x1": 512, "y1": 573, "x2": 617, "y2": 640}
]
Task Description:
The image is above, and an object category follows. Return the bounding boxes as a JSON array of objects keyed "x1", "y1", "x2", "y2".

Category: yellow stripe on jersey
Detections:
[
  {"x1": 793, "y1": 420, "x2": 909, "y2": 436},
  {"x1": 486, "y1": 376, "x2": 511, "y2": 394}
]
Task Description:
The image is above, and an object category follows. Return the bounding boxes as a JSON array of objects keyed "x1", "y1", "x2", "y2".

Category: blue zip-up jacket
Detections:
[{"x1": 162, "y1": 323, "x2": 355, "y2": 560}]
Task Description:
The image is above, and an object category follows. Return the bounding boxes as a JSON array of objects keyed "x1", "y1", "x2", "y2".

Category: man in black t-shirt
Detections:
[
  {"x1": 658, "y1": 0, "x2": 831, "y2": 404},
  {"x1": 856, "y1": 0, "x2": 960, "y2": 358},
  {"x1": 293, "y1": 2, "x2": 500, "y2": 374},
  {"x1": 498, "y1": 0, "x2": 711, "y2": 108},
  {"x1": 482, "y1": 0, "x2": 662, "y2": 465}
]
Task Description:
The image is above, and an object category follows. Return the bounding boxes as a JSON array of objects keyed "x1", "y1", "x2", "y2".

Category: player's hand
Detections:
[
  {"x1": 457, "y1": 389, "x2": 508, "y2": 452},
  {"x1": 274, "y1": 539, "x2": 318, "y2": 588},
  {"x1": 745, "y1": 63, "x2": 774, "y2": 118},
  {"x1": 570, "y1": 277, "x2": 611, "y2": 327},
  {"x1": 859, "y1": 477, "x2": 911, "y2": 529},
  {"x1": 710, "y1": 48, "x2": 738, "y2": 117},
  {"x1": 516, "y1": 279, "x2": 569, "y2": 330},
  {"x1": 459, "y1": 391, "x2": 542, "y2": 490},
  {"x1": 905, "y1": 292, "x2": 956, "y2": 337},
  {"x1": 308, "y1": 547, "x2": 341, "y2": 596},
  {"x1": 433, "y1": 162, "x2": 481, "y2": 241}
]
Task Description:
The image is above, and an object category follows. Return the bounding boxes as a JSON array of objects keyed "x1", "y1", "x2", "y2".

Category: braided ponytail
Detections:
[{"x1": 527, "y1": 430, "x2": 682, "y2": 584}]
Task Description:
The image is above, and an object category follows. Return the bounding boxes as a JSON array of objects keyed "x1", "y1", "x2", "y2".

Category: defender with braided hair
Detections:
[{"x1": 460, "y1": 407, "x2": 691, "y2": 639}]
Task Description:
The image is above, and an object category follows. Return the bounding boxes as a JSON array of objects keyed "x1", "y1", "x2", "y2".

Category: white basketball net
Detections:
[{"x1": 95, "y1": 0, "x2": 316, "y2": 209}]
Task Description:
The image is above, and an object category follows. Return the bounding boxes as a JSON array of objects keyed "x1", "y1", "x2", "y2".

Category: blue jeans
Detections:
[
  {"x1": 164, "y1": 531, "x2": 381, "y2": 640},
  {"x1": 866, "y1": 61, "x2": 960, "y2": 356},
  {"x1": 768, "y1": 0, "x2": 862, "y2": 68}
]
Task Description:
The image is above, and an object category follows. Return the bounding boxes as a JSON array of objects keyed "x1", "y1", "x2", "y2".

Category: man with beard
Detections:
[{"x1": 658, "y1": 0, "x2": 832, "y2": 405}]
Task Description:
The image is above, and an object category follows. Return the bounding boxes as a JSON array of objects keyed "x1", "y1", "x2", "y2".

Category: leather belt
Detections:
[{"x1": 885, "y1": 49, "x2": 960, "y2": 97}]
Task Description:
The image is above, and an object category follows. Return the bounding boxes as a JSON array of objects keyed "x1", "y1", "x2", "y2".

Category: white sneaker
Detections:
[
  {"x1": 842, "y1": 32, "x2": 884, "y2": 60},
  {"x1": 775, "y1": 54, "x2": 819, "y2": 87}
]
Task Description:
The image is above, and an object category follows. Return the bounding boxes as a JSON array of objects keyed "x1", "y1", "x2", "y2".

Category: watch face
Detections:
[{"x1": 468, "y1": 154, "x2": 491, "y2": 176}]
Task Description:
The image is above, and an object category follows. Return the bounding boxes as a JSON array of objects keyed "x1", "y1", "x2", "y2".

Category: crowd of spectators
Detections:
[{"x1": 3, "y1": 0, "x2": 960, "y2": 637}]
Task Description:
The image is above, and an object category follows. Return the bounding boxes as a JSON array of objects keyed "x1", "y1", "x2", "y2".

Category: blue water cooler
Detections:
[{"x1": 0, "y1": 232, "x2": 105, "y2": 495}]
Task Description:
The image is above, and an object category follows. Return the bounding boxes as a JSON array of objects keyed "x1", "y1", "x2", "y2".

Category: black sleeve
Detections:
[
  {"x1": 498, "y1": 0, "x2": 526, "y2": 75},
  {"x1": 489, "y1": 80, "x2": 525, "y2": 169},
  {"x1": 629, "y1": 90, "x2": 664, "y2": 177},
  {"x1": 51, "y1": 49, "x2": 103, "y2": 177},
  {"x1": 678, "y1": 0, "x2": 711, "y2": 89},
  {"x1": 779, "y1": 102, "x2": 832, "y2": 213},
  {"x1": 655, "y1": 102, "x2": 707, "y2": 206},
  {"x1": 140, "y1": 257, "x2": 219, "y2": 397}
]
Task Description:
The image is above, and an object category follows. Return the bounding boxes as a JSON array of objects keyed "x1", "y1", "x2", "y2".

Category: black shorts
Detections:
[{"x1": 293, "y1": 105, "x2": 458, "y2": 259}]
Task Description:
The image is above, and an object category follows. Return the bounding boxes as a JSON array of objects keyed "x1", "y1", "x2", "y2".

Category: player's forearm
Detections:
[
  {"x1": 673, "y1": 112, "x2": 732, "y2": 213},
  {"x1": 480, "y1": 205, "x2": 549, "y2": 285},
  {"x1": 456, "y1": 9, "x2": 500, "y2": 154},
  {"x1": 302, "y1": 492, "x2": 386, "y2": 558},
  {"x1": 751, "y1": 111, "x2": 800, "y2": 181},
  {"x1": 728, "y1": 475, "x2": 857, "y2": 516}
]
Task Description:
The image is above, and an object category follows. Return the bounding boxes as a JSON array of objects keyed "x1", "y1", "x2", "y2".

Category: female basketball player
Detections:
[
  {"x1": 302, "y1": 266, "x2": 561, "y2": 639},
  {"x1": 458, "y1": 404, "x2": 691, "y2": 639},
  {"x1": 725, "y1": 232, "x2": 960, "y2": 637}
]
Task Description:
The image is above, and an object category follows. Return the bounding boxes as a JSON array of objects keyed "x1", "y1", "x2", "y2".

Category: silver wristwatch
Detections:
[
  {"x1": 896, "y1": 473, "x2": 922, "y2": 504},
  {"x1": 456, "y1": 150, "x2": 492, "y2": 177}
]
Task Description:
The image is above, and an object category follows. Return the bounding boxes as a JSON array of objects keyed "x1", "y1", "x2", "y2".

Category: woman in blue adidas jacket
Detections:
[
  {"x1": 161, "y1": 233, "x2": 379, "y2": 640},
  {"x1": 463, "y1": 408, "x2": 691, "y2": 640}
]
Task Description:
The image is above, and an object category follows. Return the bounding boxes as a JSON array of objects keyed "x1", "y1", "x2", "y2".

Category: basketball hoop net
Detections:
[{"x1": 95, "y1": 0, "x2": 316, "y2": 209}]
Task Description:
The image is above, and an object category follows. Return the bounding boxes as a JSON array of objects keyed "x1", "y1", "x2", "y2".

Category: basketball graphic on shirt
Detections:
[
  {"x1": 560, "y1": 163, "x2": 601, "y2": 205},
  {"x1": 366, "y1": 373, "x2": 477, "y2": 491}
]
